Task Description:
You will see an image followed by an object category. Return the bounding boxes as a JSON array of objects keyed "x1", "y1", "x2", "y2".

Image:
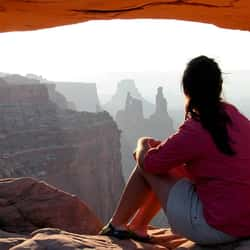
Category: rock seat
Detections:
[
  {"x1": 1, "y1": 227, "x2": 250, "y2": 249},
  {"x1": 0, "y1": 177, "x2": 250, "y2": 249}
]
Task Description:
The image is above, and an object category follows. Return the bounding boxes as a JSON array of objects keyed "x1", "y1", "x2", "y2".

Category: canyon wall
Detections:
[
  {"x1": 0, "y1": 84, "x2": 48, "y2": 105},
  {"x1": 0, "y1": 83, "x2": 124, "y2": 223}
]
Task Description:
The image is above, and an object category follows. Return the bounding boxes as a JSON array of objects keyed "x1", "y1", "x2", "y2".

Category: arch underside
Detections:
[{"x1": 0, "y1": 0, "x2": 249, "y2": 32}]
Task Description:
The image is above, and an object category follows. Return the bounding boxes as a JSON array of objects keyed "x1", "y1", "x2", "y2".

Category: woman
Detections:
[{"x1": 100, "y1": 56, "x2": 250, "y2": 245}]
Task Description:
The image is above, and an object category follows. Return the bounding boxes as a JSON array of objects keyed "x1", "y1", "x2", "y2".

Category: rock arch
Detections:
[{"x1": 0, "y1": 1, "x2": 249, "y2": 32}]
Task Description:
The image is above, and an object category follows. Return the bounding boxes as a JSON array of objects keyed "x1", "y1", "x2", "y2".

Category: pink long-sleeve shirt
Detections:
[{"x1": 143, "y1": 103, "x2": 250, "y2": 237}]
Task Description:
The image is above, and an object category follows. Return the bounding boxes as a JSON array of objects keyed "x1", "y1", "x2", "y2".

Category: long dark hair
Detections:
[{"x1": 182, "y1": 56, "x2": 235, "y2": 156}]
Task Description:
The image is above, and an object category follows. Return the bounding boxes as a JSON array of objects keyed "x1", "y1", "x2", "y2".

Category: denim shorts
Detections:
[{"x1": 164, "y1": 178, "x2": 237, "y2": 245}]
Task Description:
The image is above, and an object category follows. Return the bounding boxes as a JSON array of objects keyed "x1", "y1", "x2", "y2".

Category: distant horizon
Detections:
[
  {"x1": 1, "y1": 18, "x2": 250, "y2": 116},
  {"x1": 1, "y1": 67, "x2": 250, "y2": 84},
  {"x1": 1, "y1": 69, "x2": 250, "y2": 111}
]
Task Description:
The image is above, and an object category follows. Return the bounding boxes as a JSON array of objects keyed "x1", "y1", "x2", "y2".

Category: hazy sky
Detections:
[{"x1": 0, "y1": 19, "x2": 250, "y2": 83}]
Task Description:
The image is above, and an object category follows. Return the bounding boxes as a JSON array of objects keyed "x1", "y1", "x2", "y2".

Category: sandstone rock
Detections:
[
  {"x1": 0, "y1": 1, "x2": 249, "y2": 32},
  {"x1": 4, "y1": 227, "x2": 250, "y2": 250},
  {"x1": 8, "y1": 227, "x2": 187, "y2": 250},
  {"x1": 0, "y1": 229, "x2": 26, "y2": 250},
  {"x1": 0, "y1": 177, "x2": 102, "y2": 235},
  {"x1": 0, "y1": 178, "x2": 248, "y2": 249}
]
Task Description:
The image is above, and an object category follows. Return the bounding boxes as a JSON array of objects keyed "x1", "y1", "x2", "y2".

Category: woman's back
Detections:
[
  {"x1": 143, "y1": 102, "x2": 250, "y2": 237},
  {"x1": 190, "y1": 102, "x2": 250, "y2": 237}
]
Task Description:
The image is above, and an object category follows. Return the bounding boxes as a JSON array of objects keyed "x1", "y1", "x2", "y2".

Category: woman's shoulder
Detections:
[
  {"x1": 222, "y1": 101, "x2": 249, "y2": 122},
  {"x1": 179, "y1": 117, "x2": 204, "y2": 135},
  {"x1": 221, "y1": 101, "x2": 238, "y2": 112}
]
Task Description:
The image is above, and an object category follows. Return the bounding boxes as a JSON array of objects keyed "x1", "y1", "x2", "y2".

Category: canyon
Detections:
[
  {"x1": 0, "y1": 77, "x2": 124, "y2": 223},
  {"x1": 0, "y1": 2, "x2": 249, "y2": 247}
]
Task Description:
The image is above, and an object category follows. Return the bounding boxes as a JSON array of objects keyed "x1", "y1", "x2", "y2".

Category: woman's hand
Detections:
[
  {"x1": 133, "y1": 137, "x2": 161, "y2": 158},
  {"x1": 133, "y1": 137, "x2": 161, "y2": 168},
  {"x1": 133, "y1": 137, "x2": 151, "y2": 160}
]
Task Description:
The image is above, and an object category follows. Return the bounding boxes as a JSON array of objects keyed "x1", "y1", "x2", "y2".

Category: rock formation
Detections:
[
  {"x1": 0, "y1": 82, "x2": 124, "y2": 223},
  {"x1": 4, "y1": 227, "x2": 250, "y2": 250},
  {"x1": 155, "y1": 86, "x2": 167, "y2": 114},
  {"x1": 104, "y1": 79, "x2": 155, "y2": 118},
  {"x1": 116, "y1": 93, "x2": 145, "y2": 157},
  {"x1": 0, "y1": 1, "x2": 249, "y2": 32},
  {"x1": 0, "y1": 177, "x2": 249, "y2": 250},
  {"x1": 116, "y1": 87, "x2": 174, "y2": 179},
  {"x1": 147, "y1": 87, "x2": 174, "y2": 140},
  {"x1": 0, "y1": 178, "x2": 102, "y2": 234}
]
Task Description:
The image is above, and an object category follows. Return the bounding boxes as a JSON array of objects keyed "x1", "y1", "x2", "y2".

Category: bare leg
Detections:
[
  {"x1": 127, "y1": 165, "x2": 191, "y2": 234},
  {"x1": 111, "y1": 164, "x2": 152, "y2": 229},
  {"x1": 111, "y1": 165, "x2": 180, "y2": 232},
  {"x1": 128, "y1": 191, "x2": 161, "y2": 236}
]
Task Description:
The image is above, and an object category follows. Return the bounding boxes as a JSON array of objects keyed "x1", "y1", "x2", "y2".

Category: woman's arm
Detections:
[{"x1": 142, "y1": 119, "x2": 205, "y2": 174}]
